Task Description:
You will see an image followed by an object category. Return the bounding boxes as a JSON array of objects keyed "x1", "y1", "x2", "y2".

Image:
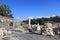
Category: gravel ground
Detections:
[{"x1": 1, "y1": 32, "x2": 60, "y2": 40}]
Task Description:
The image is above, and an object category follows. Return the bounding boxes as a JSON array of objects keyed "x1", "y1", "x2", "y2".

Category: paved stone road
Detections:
[{"x1": 1, "y1": 32, "x2": 60, "y2": 40}]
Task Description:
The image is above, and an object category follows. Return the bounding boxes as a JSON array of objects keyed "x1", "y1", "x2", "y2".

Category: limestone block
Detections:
[
  {"x1": 1, "y1": 28, "x2": 12, "y2": 35},
  {"x1": 15, "y1": 28, "x2": 28, "y2": 33},
  {"x1": 0, "y1": 29, "x2": 4, "y2": 38},
  {"x1": 57, "y1": 31, "x2": 60, "y2": 35},
  {"x1": 46, "y1": 28, "x2": 54, "y2": 36},
  {"x1": 37, "y1": 24, "x2": 41, "y2": 31},
  {"x1": 5, "y1": 31, "x2": 12, "y2": 35},
  {"x1": 42, "y1": 23, "x2": 54, "y2": 36},
  {"x1": 31, "y1": 24, "x2": 37, "y2": 31}
]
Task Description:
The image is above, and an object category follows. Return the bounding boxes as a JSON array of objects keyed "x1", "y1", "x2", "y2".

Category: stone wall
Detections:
[{"x1": 0, "y1": 16, "x2": 21, "y2": 30}]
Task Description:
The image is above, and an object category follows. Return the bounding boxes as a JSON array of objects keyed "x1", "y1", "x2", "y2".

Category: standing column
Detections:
[{"x1": 29, "y1": 18, "x2": 31, "y2": 28}]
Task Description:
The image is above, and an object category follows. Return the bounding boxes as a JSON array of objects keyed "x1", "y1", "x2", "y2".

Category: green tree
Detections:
[
  {"x1": 0, "y1": 3, "x2": 13, "y2": 18},
  {"x1": 22, "y1": 16, "x2": 60, "y2": 25}
]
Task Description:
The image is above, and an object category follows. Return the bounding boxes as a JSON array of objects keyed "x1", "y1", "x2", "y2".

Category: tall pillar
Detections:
[
  {"x1": 29, "y1": 18, "x2": 30, "y2": 26},
  {"x1": 29, "y1": 18, "x2": 31, "y2": 28}
]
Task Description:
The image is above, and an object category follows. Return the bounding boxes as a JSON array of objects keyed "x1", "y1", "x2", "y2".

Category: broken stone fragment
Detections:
[
  {"x1": 41, "y1": 23, "x2": 54, "y2": 36},
  {"x1": 0, "y1": 29, "x2": 4, "y2": 38}
]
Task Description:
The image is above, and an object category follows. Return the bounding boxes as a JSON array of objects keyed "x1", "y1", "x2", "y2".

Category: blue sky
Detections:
[{"x1": 0, "y1": 0, "x2": 60, "y2": 20}]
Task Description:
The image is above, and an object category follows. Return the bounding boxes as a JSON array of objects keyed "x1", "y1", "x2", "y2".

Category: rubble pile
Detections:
[
  {"x1": 28, "y1": 22, "x2": 60, "y2": 36},
  {"x1": 0, "y1": 28, "x2": 12, "y2": 38},
  {"x1": 41, "y1": 23, "x2": 54, "y2": 36}
]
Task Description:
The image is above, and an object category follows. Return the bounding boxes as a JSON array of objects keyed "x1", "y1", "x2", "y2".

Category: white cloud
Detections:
[
  {"x1": 43, "y1": 16, "x2": 50, "y2": 18},
  {"x1": 17, "y1": 17, "x2": 20, "y2": 20},
  {"x1": 16, "y1": 15, "x2": 58, "y2": 21},
  {"x1": 16, "y1": 17, "x2": 27, "y2": 21},
  {"x1": 36, "y1": 16, "x2": 50, "y2": 18},
  {"x1": 28, "y1": 16, "x2": 34, "y2": 19},
  {"x1": 36, "y1": 16, "x2": 43, "y2": 18},
  {"x1": 52, "y1": 15, "x2": 56, "y2": 17}
]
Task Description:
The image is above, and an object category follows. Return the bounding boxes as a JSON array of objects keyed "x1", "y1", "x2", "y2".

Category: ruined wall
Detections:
[{"x1": 0, "y1": 16, "x2": 21, "y2": 30}]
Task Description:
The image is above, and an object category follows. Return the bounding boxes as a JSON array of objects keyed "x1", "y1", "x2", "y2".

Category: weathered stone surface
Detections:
[
  {"x1": 0, "y1": 16, "x2": 21, "y2": 30},
  {"x1": 0, "y1": 29, "x2": 4, "y2": 38},
  {"x1": 37, "y1": 24, "x2": 41, "y2": 31},
  {"x1": 14, "y1": 27, "x2": 29, "y2": 33},
  {"x1": 41, "y1": 23, "x2": 54, "y2": 36},
  {"x1": 1, "y1": 32, "x2": 60, "y2": 40}
]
